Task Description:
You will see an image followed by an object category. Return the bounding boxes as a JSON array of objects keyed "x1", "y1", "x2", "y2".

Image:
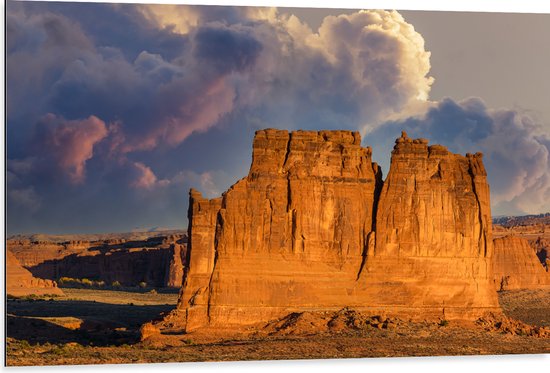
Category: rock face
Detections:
[
  {"x1": 532, "y1": 237, "x2": 549, "y2": 270},
  {"x1": 7, "y1": 234, "x2": 187, "y2": 288},
  {"x1": 170, "y1": 130, "x2": 500, "y2": 331},
  {"x1": 362, "y1": 133, "x2": 497, "y2": 318},
  {"x1": 165, "y1": 243, "x2": 187, "y2": 288},
  {"x1": 492, "y1": 216, "x2": 550, "y2": 271},
  {"x1": 6, "y1": 250, "x2": 63, "y2": 297},
  {"x1": 493, "y1": 235, "x2": 550, "y2": 290}
]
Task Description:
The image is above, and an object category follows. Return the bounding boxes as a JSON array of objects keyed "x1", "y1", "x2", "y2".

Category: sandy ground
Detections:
[{"x1": 6, "y1": 288, "x2": 550, "y2": 366}]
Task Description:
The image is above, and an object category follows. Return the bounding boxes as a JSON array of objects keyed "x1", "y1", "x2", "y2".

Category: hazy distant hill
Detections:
[
  {"x1": 493, "y1": 213, "x2": 550, "y2": 228},
  {"x1": 7, "y1": 229, "x2": 187, "y2": 243}
]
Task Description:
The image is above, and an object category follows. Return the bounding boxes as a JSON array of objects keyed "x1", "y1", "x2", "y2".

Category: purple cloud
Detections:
[{"x1": 31, "y1": 114, "x2": 109, "y2": 184}]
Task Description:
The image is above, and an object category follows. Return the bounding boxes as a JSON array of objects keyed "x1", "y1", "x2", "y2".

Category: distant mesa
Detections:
[
  {"x1": 493, "y1": 213, "x2": 550, "y2": 228},
  {"x1": 160, "y1": 129, "x2": 502, "y2": 332},
  {"x1": 7, "y1": 233, "x2": 188, "y2": 289}
]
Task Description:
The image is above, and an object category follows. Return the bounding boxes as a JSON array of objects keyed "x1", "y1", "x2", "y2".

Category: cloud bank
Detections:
[{"x1": 6, "y1": 2, "x2": 549, "y2": 234}]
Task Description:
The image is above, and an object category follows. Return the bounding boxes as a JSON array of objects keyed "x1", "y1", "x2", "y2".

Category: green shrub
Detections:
[
  {"x1": 111, "y1": 281, "x2": 121, "y2": 288},
  {"x1": 18, "y1": 340, "x2": 31, "y2": 349},
  {"x1": 139, "y1": 281, "x2": 147, "y2": 288},
  {"x1": 49, "y1": 346, "x2": 67, "y2": 356},
  {"x1": 58, "y1": 277, "x2": 83, "y2": 287}
]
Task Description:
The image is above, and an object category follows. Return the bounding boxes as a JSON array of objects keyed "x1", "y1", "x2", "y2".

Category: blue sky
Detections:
[{"x1": 6, "y1": 1, "x2": 550, "y2": 234}]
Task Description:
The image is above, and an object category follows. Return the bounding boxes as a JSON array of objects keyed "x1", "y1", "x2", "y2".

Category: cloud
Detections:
[
  {"x1": 8, "y1": 186, "x2": 42, "y2": 213},
  {"x1": 6, "y1": 6, "x2": 95, "y2": 128},
  {"x1": 170, "y1": 170, "x2": 225, "y2": 198},
  {"x1": 31, "y1": 114, "x2": 108, "y2": 184},
  {"x1": 130, "y1": 162, "x2": 170, "y2": 190},
  {"x1": 6, "y1": 2, "x2": 549, "y2": 234},
  {"x1": 6, "y1": 166, "x2": 42, "y2": 213},
  {"x1": 369, "y1": 97, "x2": 550, "y2": 215},
  {"x1": 223, "y1": 9, "x2": 434, "y2": 133},
  {"x1": 7, "y1": 3, "x2": 434, "y2": 154}
]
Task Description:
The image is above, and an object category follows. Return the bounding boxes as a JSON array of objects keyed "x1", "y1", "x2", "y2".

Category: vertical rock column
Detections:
[
  {"x1": 175, "y1": 189, "x2": 221, "y2": 330},
  {"x1": 165, "y1": 243, "x2": 187, "y2": 288},
  {"x1": 360, "y1": 132, "x2": 500, "y2": 318}
]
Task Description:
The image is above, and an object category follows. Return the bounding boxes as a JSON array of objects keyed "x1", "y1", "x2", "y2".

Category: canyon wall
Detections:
[
  {"x1": 170, "y1": 130, "x2": 500, "y2": 331},
  {"x1": 7, "y1": 235, "x2": 187, "y2": 288},
  {"x1": 6, "y1": 250, "x2": 63, "y2": 297}
]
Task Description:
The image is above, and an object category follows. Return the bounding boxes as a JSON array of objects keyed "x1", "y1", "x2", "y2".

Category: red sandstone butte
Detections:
[{"x1": 165, "y1": 130, "x2": 501, "y2": 331}]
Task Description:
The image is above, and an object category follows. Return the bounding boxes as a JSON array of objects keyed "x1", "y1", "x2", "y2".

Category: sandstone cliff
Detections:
[
  {"x1": 168, "y1": 130, "x2": 500, "y2": 331},
  {"x1": 7, "y1": 234, "x2": 187, "y2": 288},
  {"x1": 6, "y1": 250, "x2": 63, "y2": 297},
  {"x1": 493, "y1": 235, "x2": 550, "y2": 290}
]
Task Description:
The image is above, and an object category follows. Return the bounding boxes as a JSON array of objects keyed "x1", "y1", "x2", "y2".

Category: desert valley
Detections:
[{"x1": 6, "y1": 130, "x2": 550, "y2": 366}]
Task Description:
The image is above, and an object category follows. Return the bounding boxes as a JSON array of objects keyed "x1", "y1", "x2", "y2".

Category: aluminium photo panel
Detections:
[{"x1": 4, "y1": 0, "x2": 550, "y2": 367}]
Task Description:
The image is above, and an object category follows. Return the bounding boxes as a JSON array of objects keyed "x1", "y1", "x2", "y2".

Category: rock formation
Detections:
[
  {"x1": 167, "y1": 129, "x2": 500, "y2": 332},
  {"x1": 165, "y1": 242, "x2": 187, "y2": 287},
  {"x1": 6, "y1": 250, "x2": 63, "y2": 297},
  {"x1": 7, "y1": 234, "x2": 187, "y2": 288},
  {"x1": 493, "y1": 235, "x2": 550, "y2": 290},
  {"x1": 359, "y1": 133, "x2": 497, "y2": 318},
  {"x1": 532, "y1": 237, "x2": 549, "y2": 270},
  {"x1": 492, "y1": 216, "x2": 550, "y2": 270}
]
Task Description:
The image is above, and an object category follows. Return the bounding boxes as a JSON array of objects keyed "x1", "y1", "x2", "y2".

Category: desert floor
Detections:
[{"x1": 6, "y1": 288, "x2": 550, "y2": 366}]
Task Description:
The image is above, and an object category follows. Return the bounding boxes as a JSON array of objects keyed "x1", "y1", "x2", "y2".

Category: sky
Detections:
[{"x1": 6, "y1": 1, "x2": 550, "y2": 235}]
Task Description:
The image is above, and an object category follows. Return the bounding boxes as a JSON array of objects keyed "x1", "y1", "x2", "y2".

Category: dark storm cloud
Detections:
[
  {"x1": 194, "y1": 25, "x2": 263, "y2": 74},
  {"x1": 368, "y1": 97, "x2": 550, "y2": 215},
  {"x1": 11, "y1": 1, "x2": 188, "y2": 61},
  {"x1": 7, "y1": 4, "x2": 433, "y2": 152},
  {"x1": 6, "y1": 2, "x2": 273, "y2": 233}
]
